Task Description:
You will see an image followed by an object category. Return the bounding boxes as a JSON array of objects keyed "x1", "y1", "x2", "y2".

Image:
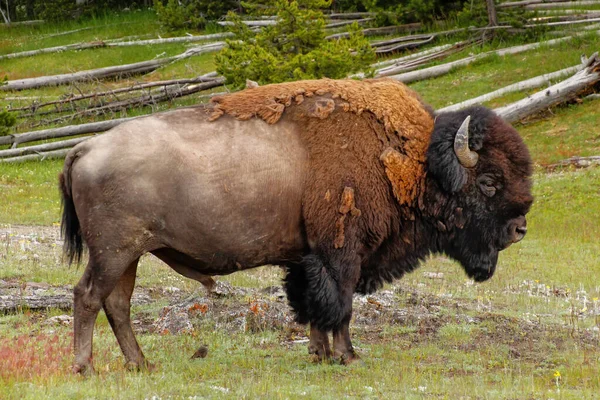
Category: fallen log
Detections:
[
  {"x1": 525, "y1": 1, "x2": 600, "y2": 9},
  {"x1": 499, "y1": 0, "x2": 599, "y2": 7},
  {"x1": 439, "y1": 62, "x2": 585, "y2": 112},
  {"x1": 0, "y1": 42, "x2": 224, "y2": 91},
  {"x1": 0, "y1": 118, "x2": 136, "y2": 147},
  {"x1": 494, "y1": 52, "x2": 600, "y2": 122},
  {"x1": 375, "y1": 37, "x2": 435, "y2": 55},
  {"x1": 0, "y1": 148, "x2": 73, "y2": 163},
  {"x1": 217, "y1": 20, "x2": 277, "y2": 27},
  {"x1": 388, "y1": 32, "x2": 598, "y2": 84},
  {"x1": 325, "y1": 23, "x2": 422, "y2": 40},
  {"x1": 525, "y1": 16, "x2": 600, "y2": 27},
  {"x1": 39, "y1": 78, "x2": 225, "y2": 125},
  {"x1": 9, "y1": 74, "x2": 219, "y2": 113},
  {"x1": 328, "y1": 12, "x2": 377, "y2": 19},
  {"x1": 0, "y1": 19, "x2": 43, "y2": 26},
  {"x1": 0, "y1": 41, "x2": 106, "y2": 61},
  {"x1": 546, "y1": 155, "x2": 600, "y2": 169},
  {"x1": 374, "y1": 41, "x2": 475, "y2": 77},
  {"x1": 106, "y1": 32, "x2": 233, "y2": 47},
  {"x1": 0, "y1": 136, "x2": 90, "y2": 158},
  {"x1": 325, "y1": 18, "x2": 375, "y2": 28}
]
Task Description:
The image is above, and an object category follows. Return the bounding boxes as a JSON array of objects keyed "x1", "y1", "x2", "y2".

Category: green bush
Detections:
[
  {"x1": 154, "y1": 0, "x2": 238, "y2": 31},
  {"x1": 34, "y1": 0, "x2": 79, "y2": 22},
  {"x1": 215, "y1": 0, "x2": 375, "y2": 89},
  {"x1": 0, "y1": 111, "x2": 16, "y2": 137}
]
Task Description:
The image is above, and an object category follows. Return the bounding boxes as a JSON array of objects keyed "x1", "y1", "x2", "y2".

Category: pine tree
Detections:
[{"x1": 215, "y1": 0, "x2": 375, "y2": 89}]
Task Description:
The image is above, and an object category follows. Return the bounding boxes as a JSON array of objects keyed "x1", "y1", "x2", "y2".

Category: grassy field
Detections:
[{"x1": 1, "y1": 10, "x2": 600, "y2": 400}]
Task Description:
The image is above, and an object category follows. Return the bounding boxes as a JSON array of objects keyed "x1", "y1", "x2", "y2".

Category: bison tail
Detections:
[
  {"x1": 302, "y1": 254, "x2": 348, "y2": 331},
  {"x1": 59, "y1": 151, "x2": 84, "y2": 265}
]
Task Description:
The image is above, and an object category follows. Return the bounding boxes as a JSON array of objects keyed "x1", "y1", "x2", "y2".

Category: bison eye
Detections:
[{"x1": 477, "y1": 174, "x2": 499, "y2": 197}]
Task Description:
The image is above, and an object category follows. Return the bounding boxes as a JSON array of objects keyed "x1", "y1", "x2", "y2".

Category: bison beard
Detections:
[{"x1": 62, "y1": 79, "x2": 532, "y2": 371}]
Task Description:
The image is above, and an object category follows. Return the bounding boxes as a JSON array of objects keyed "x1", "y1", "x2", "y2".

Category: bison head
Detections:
[{"x1": 426, "y1": 106, "x2": 533, "y2": 282}]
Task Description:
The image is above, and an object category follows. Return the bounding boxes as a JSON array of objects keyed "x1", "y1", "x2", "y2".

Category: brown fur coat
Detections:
[{"x1": 209, "y1": 78, "x2": 434, "y2": 255}]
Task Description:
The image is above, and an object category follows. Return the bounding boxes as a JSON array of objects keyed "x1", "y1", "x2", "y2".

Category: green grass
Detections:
[{"x1": 2, "y1": 10, "x2": 600, "y2": 400}]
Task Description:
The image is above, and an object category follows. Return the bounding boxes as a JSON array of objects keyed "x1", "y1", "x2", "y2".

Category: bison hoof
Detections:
[
  {"x1": 308, "y1": 345, "x2": 332, "y2": 363},
  {"x1": 125, "y1": 360, "x2": 156, "y2": 372},
  {"x1": 72, "y1": 363, "x2": 95, "y2": 376},
  {"x1": 335, "y1": 349, "x2": 361, "y2": 366}
]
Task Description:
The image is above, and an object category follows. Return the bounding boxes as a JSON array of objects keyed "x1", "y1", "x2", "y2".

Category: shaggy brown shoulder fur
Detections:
[{"x1": 209, "y1": 78, "x2": 434, "y2": 207}]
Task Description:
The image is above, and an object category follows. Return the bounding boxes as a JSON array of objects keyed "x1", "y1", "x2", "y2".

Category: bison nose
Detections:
[{"x1": 515, "y1": 226, "x2": 527, "y2": 241}]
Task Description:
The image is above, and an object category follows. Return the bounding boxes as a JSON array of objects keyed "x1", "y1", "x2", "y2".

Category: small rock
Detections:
[
  {"x1": 151, "y1": 306, "x2": 193, "y2": 334},
  {"x1": 45, "y1": 315, "x2": 73, "y2": 326},
  {"x1": 423, "y1": 272, "x2": 444, "y2": 279}
]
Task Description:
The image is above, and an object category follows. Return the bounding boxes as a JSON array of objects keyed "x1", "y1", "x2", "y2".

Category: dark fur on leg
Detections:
[
  {"x1": 303, "y1": 254, "x2": 348, "y2": 332},
  {"x1": 283, "y1": 261, "x2": 310, "y2": 325}
]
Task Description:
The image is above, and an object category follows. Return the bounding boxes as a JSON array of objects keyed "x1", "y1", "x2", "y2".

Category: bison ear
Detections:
[{"x1": 427, "y1": 111, "x2": 486, "y2": 193}]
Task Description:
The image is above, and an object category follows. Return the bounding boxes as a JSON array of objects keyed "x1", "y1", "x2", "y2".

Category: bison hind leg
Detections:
[{"x1": 102, "y1": 257, "x2": 154, "y2": 372}]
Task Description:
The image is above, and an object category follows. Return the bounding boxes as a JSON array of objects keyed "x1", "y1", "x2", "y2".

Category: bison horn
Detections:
[{"x1": 454, "y1": 115, "x2": 479, "y2": 168}]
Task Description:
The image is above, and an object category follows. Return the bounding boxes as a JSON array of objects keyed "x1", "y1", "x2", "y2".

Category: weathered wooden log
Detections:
[
  {"x1": 371, "y1": 34, "x2": 433, "y2": 48},
  {"x1": 370, "y1": 44, "x2": 454, "y2": 69},
  {"x1": 328, "y1": 12, "x2": 377, "y2": 19},
  {"x1": 388, "y1": 33, "x2": 597, "y2": 84},
  {"x1": 525, "y1": 16, "x2": 600, "y2": 27},
  {"x1": 217, "y1": 20, "x2": 277, "y2": 27},
  {"x1": 373, "y1": 41, "x2": 473, "y2": 77},
  {"x1": 0, "y1": 41, "x2": 106, "y2": 61},
  {"x1": 40, "y1": 78, "x2": 225, "y2": 124},
  {"x1": 525, "y1": 1, "x2": 600, "y2": 9},
  {"x1": 9, "y1": 74, "x2": 219, "y2": 113},
  {"x1": 325, "y1": 18, "x2": 374, "y2": 28},
  {"x1": 103, "y1": 32, "x2": 233, "y2": 47},
  {"x1": 0, "y1": 118, "x2": 136, "y2": 147},
  {"x1": 375, "y1": 37, "x2": 435, "y2": 55},
  {"x1": 0, "y1": 148, "x2": 73, "y2": 163},
  {"x1": 0, "y1": 42, "x2": 224, "y2": 91},
  {"x1": 325, "y1": 23, "x2": 422, "y2": 40},
  {"x1": 0, "y1": 137, "x2": 90, "y2": 158},
  {"x1": 0, "y1": 19, "x2": 43, "y2": 26},
  {"x1": 547, "y1": 155, "x2": 600, "y2": 169},
  {"x1": 440, "y1": 63, "x2": 584, "y2": 112},
  {"x1": 498, "y1": 0, "x2": 599, "y2": 7},
  {"x1": 494, "y1": 52, "x2": 600, "y2": 122}
]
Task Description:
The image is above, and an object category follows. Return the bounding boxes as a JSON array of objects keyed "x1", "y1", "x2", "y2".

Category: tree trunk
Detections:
[
  {"x1": 388, "y1": 32, "x2": 597, "y2": 84},
  {"x1": 494, "y1": 53, "x2": 600, "y2": 122},
  {"x1": 439, "y1": 62, "x2": 584, "y2": 112},
  {"x1": 486, "y1": 0, "x2": 498, "y2": 26},
  {"x1": 0, "y1": 42, "x2": 224, "y2": 91},
  {"x1": 0, "y1": 137, "x2": 90, "y2": 158}
]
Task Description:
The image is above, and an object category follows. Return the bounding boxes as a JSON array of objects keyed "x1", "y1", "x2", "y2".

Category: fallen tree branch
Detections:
[
  {"x1": 0, "y1": 42, "x2": 224, "y2": 91},
  {"x1": 38, "y1": 78, "x2": 225, "y2": 125},
  {"x1": 439, "y1": 62, "x2": 585, "y2": 112},
  {"x1": 375, "y1": 37, "x2": 435, "y2": 55},
  {"x1": 106, "y1": 32, "x2": 233, "y2": 47},
  {"x1": 389, "y1": 32, "x2": 599, "y2": 84},
  {"x1": 9, "y1": 74, "x2": 218, "y2": 113},
  {"x1": 0, "y1": 136, "x2": 90, "y2": 158},
  {"x1": 0, "y1": 118, "x2": 137, "y2": 147},
  {"x1": 499, "y1": 0, "x2": 600, "y2": 7},
  {"x1": 546, "y1": 155, "x2": 600, "y2": 169},
  {"x1": 494, "y1": 52, "x2": 600, "y2": 122},
  {"x1": 374, "y1": 41, "x2": 476, "y2": 77},
  {"x1": 0, "y1": 41, "x2": 106, "y2": 61},
  {"x1": 0, "y1": 148, "x2": 73, "y2": 163},
  {"x1": 325, "y1": 18, "x2": 374, "y2": 28},
  {"x1": 325, "y1": 23, "x2": 422, "y2": 40}
]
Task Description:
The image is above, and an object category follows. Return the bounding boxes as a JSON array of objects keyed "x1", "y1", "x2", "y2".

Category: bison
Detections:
[{"x1": 60, "y1": 79, "x2": 532, "y2": 374}]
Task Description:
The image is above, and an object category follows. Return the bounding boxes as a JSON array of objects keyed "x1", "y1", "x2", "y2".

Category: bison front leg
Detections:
[
  {"x1": 308, "y1": 324, "x2": 332, "y2": 362},
  {"x1": 332, "y1": 317, "x2": 359, "y2": 365},
  {"x1": 303, "y1": 254, "x2": 361, "y2": 365}
]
